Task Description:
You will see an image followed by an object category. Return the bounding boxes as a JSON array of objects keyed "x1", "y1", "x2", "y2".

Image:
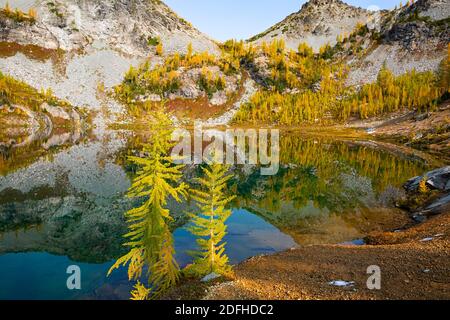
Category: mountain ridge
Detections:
[
  {"x1": 0, "y1": 0, "x2": 220, "y2": 115},
  {"x1": 346, "y1": 0, "x2": 450, "y2": 85},
  {"x1": 0, "y1": 0, "x2": 218, "y2": 56},
  {"x1": 248, "y1": 0, "x2": 375, "y2": 52},
  {"x1": 0, "y1": 0, "x2": 448, "y2": 119}
]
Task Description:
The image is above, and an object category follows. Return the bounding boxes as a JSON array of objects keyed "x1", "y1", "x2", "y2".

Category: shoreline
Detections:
[
  {"x1": 162, "y1": 176, "x2": 450, "y2": 300},
  {"x1": 201, "y1": 211, "x2": 450, "y2": 300}
]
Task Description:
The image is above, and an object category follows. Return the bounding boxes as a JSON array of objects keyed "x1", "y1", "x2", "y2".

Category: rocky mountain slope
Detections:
[
  {"x1": 0, "y1": 0, "x2": 217, "y2": 55},
  {"x1": 0, "y1": 0, "x2": 219, "y2": 125},
  {"x1": 0, "y1": 0, "x2": 448, "y2": 124},
  {"x1": 347, "y1": 0, "x2": 450, "y2": 85},
  {"x1": 247, "y1": 0, "x2": 448, "y2": 86},
  {"x1": 249, "y1": 0, "x2": 374, "y2": 52}
]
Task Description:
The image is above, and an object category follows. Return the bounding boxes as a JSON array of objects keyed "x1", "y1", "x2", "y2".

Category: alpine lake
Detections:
[{"x1": 0, "y1": 126, "x2": 443, "y2": 300}]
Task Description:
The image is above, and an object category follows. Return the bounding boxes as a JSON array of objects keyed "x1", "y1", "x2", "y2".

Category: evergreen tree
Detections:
[
  {"x1": 108, "y1": 108, "x2": 188, "y2": 299},
  {"x1": 377, "y1": 62, "x2": 395, "y2": 92},
  {"x1": 185, "y1": 164, "x2": 236, "y2": 277}
]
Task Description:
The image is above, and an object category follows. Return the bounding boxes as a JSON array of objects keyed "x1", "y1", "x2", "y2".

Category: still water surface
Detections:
[{"x1": 0, "y1": 130, "x2": 437, "y2": 299}]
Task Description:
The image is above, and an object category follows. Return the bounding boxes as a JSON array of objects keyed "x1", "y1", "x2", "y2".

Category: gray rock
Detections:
[
  {"x1": 201, "y1": 273, "x2": 222, "y2": 282},
  {"x1": 249, "y1": 0, "x2": 374, "y2": 52},
  {"x1": 0, "y1": 0, "x2": 219, "y2": 56},
  {"x1": 418, "y1": 193, "x2": 450, "y2": 217},
  {"x1": 414, "y1": 113, "x2": 430, "y2": 122},
  {"x1": 210, "y1": 91, "x2": 228, "y2": 106},
  {"x1": 179, "y1": 83, "x2": 202, "y2": 100},
  {"x1": 404, "y1": 166, "x2": 450, "y2": 192}
]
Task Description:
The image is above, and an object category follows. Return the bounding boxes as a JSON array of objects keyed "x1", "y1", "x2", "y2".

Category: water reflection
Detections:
[
  {"x1": 0, "y1": 210, "x2": 296, "y2": 300},
  {"x1": 0, "y1": 117, "x2": 87, "y2": 176},
  {"x1": 0, "y1": 123, "x2": 439, "y2": 299}
]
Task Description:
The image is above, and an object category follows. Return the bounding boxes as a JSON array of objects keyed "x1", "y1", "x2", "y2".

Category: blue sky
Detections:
[{"x1": 164, "y1": 0, "x2": 397, "y2": 41}]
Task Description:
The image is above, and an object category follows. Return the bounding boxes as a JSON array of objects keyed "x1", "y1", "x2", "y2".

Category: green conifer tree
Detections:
[
  {"x1": 185, "y1": 163, "x2": 236, "y2": 277},
  {"x1": 108, "y1": 108, "x2": 188, "y2": 299}
]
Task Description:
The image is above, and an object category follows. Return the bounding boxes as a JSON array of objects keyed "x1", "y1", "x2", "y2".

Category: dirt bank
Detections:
[
  {"x1": 204, "y1": 212, "x2": 450, "y2": 300},
  {"x1": 348, "y1": 100, "x2": 450, "y2": 163}
]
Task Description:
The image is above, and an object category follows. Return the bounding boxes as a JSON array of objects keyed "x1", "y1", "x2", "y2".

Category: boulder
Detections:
[
  {"x1": 418, "y1": 194, "x2": 450, "y2": 217},
  {"x1": 178, "y1": 84, "x2": 202, "y2": 99},
  {"x1": 404, "y1": 166, "x2": 450, "y2": 192},
  {"x1": 414, "y1": 112, "x2": 430, "y2": 122}
]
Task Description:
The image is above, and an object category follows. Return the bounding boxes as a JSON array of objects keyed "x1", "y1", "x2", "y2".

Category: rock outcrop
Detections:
[
  {"x1": 404, "y1": 166, "x2": 450, "y2": 218},
  {"x1": 404, "y1": 166, "x2": 450, "y2": 192},
  {"x1": 247, "y1": 0, "x2": 449, "y2": 86},
  {"x1": 347, "y1": 0, "x2": 449, "y2": 85}
]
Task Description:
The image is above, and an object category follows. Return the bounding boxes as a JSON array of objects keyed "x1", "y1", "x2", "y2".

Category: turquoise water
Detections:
[
  {"x1": 0, "y1": 209, "x2": 295, "y2": 300},
  {"x1": 0, "y1": 132, "x2": 436, "y2": 300}
]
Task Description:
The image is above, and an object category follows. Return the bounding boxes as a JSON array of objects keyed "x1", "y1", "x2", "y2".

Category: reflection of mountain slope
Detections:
[
  {"x1": 234, "y1": 164, "x2": 375, "y2": 212},
  {"x1": 0, "y1": 194, "x2": 129, "y2": 263},
  {"x1": 0, "y1": 132, "x2": 198, "y2": 263},
  {"x1": 229, "y1": 137, "x2": 432, "y2": 245},
  {"x1": 233, "y1": 138, "x2": 430, "y2": 211},
  {"x1": 244, "y1": 203, "x2": 410, "y2": 245},
  {"x1": 0, "y1": 133, "x2": 130, "y2": 262},
  {"x1": 236, "y1": 166, "x2": 410, "y2": 245},
  {"x1": 0, "y1": 133, "x2": 436, "y2": 262},
  {"x1": 0, "y1": 183, "x2": 193, "y2": 263},
  {"x1": 0, "y1": 128, "x2": 88, "y2": 176}
]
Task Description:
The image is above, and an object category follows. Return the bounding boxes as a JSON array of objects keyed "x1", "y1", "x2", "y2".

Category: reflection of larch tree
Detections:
[
  {"x1": 108, "y1": 109, "x2": 188, "y2": 300},
  {"x1": 185, "y1": 163, "x2": 236, "y2": 277}
]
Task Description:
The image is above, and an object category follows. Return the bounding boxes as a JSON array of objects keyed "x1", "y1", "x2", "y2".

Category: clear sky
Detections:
[{"x1": 164, "y1": 0, "x2": 398, "y2": 41}]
